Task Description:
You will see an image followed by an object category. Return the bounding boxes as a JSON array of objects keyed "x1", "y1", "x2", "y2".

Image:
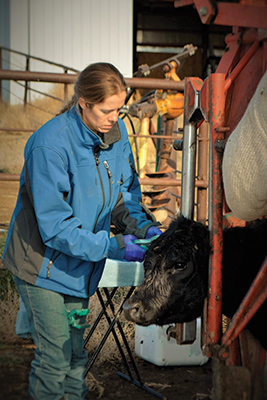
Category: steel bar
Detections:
[
  {"x1": 0, "y1": 129, "x2": 182, "y2": 140},
  {"x1": 0, "y1": 69, "x2": 185, "y2": 91},
  {"x1": 117, "y1": 372, "x2": 164, "y2": 399},
  {"x1": 83, "y1": 287, "x2": 117, "y2": 348},
  {"x1": 224, "y1": 40, "x2": 260, "y2": 92},
  {"x1": 84, "y1": 286, "x2": 135, "y2": 376},
  {"x1": 206, "y1": 73, "x2": 226, "y2": 348},
  {"x1": 197, "y1": 121, "x2": 209, "y2": 224},
  {"x1": 132, "y1": 178, "x2": 208, "y2": 187},
  {"x1": 0, "y1": 173, "x2": 209, "y2": 187},
  {"x1": 97, "y1": 288, "x2": 136, "y2": 383},
  {"x1": 0, "y1": 46, "x2": 79, "y2": 72},
  {"x1": 0, "y1": 128, "x2": 35, "y2": 132},
  {"x1": 180, "y1": 77, "x2": 203, "y2": 218},
  {"x1": 180, "y1": 122, "x2": 197, "y2": 218},
  {"x1": 103, "y1": 288, "x2": 144, "y2": 385},
  {"x1": 178, "y1": 77, "x2": 204, "y2": 345},
  {"x1": 0, "y1": 69, "x2": 78, "y2": 83}
]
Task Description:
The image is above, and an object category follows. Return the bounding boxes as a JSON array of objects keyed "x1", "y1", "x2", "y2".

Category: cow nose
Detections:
[{"x1": 123, "y1": 300, "x2": 143, "y2": 322}]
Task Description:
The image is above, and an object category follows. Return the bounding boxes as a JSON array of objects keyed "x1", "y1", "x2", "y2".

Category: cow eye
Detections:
[{"x1": 176, "y1": 263, "x2": 186, "y2": 271}]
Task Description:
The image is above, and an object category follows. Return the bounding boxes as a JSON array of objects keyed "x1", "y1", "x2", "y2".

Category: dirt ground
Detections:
[{"x1": 0, "y1": 336, "x2": 212, "y2": 400}]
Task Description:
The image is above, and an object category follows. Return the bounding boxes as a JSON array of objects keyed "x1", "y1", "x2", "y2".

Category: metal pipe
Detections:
[
  {"x1": 0, "y1": 69, "x2": 185, "y2": 91},
  {"x1": 127, "y1": 78, "x2": 185, "y2": 90},
  {"x1": 0, "y1": 69, "x2": 78, "y2": 83},
  {"x1": 180, "y1": 122, "x2": 197, "y2": 219},
  {"x1": 178, "y1": 77, "x2": 204, "y2": 345},
  {"x1": 197, "y1": 121, "x2": 209, "y2": 224},
  {"x1": 140, "y1": 178, "x2": 209, "y2": 187},
  {"x1": 0, "y1": 129, "x2": 181, "y2": 139},
  {"x1": 24, "y1": 57, "x2": 30, "y2": 108},
  {"x1": 224, "y1": 40, "x2": 260, "y2": 92},
  {"x1": 0, "y1": 128, "x2": 35, "y2": 132},
  {"x1": 0, "y1": 46, "x2": 79, "y2": 72},
  {"x1": 207, "y1": 73, "x2": 226, "y2": 348},
  {"x1": 0, "y1": 173, "x2": 208, "y2": 187}
]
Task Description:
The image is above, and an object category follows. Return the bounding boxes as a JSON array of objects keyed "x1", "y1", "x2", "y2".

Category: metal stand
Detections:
[{"x1": 83, "y1": 287, "x2": 163, "y2": 399}]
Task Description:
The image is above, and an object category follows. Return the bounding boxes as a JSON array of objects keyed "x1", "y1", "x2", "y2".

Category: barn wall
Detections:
[
  {"x1": 0, "y1": 0, "x2": 11, "y2": 101},
  {"x1": 1, "y1": 0, "x2": 133, "y2": 103}
]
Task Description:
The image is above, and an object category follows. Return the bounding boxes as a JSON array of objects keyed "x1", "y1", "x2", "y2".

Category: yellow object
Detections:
[
  {"x1": 138, "y1": 117, "x2": 150, "y2": 192},
  {"x1": 154, "y1": 61, "x2": 184, "y2": 119}
]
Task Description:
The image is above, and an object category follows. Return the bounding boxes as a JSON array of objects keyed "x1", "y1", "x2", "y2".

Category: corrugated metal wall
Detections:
[
  {"x1": 2, "y1": 0, "x2": 133, "y2": 103},
  {"x1": 0, "y1": 0, "x2": 11, "y2": 101}
]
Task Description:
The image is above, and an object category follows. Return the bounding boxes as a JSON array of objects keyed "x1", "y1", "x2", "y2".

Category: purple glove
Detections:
[
  {"x1": 123, "y1": 235, "x2": 146, "y2": 262},
  {"x1": 145, "y1": 226, "x2": 163, "y2": 239}
]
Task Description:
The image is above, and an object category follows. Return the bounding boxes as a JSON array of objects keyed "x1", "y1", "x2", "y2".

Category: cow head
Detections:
[{"x1": 123, "y1": 216, "x2": 211, "y2": 326}]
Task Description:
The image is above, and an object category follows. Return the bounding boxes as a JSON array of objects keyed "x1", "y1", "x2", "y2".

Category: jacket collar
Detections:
[{"x1": 73, "y1": 105, "x2": 121, "y2": 148}]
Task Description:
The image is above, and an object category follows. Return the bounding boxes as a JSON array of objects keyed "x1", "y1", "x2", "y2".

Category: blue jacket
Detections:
[{"x1": 2, "y1": 105, "x2": 156, "y2": 298}]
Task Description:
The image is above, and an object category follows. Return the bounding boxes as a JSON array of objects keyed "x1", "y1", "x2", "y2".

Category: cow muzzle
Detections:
[{"x1": 123, "y1": 299, "x2": 149, "y2": 325}]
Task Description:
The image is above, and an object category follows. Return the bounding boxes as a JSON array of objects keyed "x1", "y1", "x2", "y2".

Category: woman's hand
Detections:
[
  {"x1": 145, "y1": 226, "x2": 162, "y2": 239},
  {"x1": 123, "y1": 235, "x2": 147, "y2": 262}
]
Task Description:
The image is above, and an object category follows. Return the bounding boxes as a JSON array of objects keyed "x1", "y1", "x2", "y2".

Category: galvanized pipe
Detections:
[
  {"x1": 180, "y1": 121, "x2": 197, "y2": 219},
  {"x1": 197, "y1": 121, "x2": 209, "y2": 224},
  {"x1": 177, "y1": 77, "x2": 204, "y2": 345}
]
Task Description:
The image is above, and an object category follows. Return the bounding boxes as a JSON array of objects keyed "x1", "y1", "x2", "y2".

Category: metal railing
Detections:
[{"x1": 0, "y1": 46, "x2": 79, "y2": 105}]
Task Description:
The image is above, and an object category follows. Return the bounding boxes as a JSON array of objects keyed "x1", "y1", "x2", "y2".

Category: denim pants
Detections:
[{"x1": 13, "y1": 276, "x2": 89, "y2": 400}]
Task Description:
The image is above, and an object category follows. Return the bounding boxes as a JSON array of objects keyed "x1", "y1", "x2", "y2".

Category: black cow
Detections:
[{"x1": 123, "y1": 216, "x2": 267, "y2": 350}]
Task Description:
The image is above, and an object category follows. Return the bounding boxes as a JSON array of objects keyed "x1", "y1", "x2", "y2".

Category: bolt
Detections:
[
  {"x1": 218, "y1": 346, "x2": 229, "y2": 360},
  {"x1": 199, "y1": 6, "x2": 207, "y2": 16}
]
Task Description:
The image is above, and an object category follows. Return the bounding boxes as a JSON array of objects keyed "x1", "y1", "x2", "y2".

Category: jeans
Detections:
[{"x1": 13, "y1": 276, "x2": 89, "y2": 400}]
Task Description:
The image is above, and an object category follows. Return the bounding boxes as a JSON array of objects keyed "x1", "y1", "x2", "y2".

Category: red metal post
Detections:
[
  {"x1": 224, "y1": 40, "x2": 260, "y2": 92},
  {"x1": 200, "y1": 73, "x2": 226, "y2": 352}
]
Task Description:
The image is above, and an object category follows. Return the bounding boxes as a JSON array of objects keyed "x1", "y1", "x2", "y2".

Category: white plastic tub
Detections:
[{"x1": 135, "y1": 319, "x2": 209, "y2": 367}]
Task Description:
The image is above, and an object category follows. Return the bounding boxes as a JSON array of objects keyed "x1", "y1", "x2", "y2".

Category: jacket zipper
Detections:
[
  {"x1": 87, "y1": 148, "x2": 107, "y2": 295},
  {"x1": 103, "y1": 160, "x2": 112, "y2": 207},
  {"x1": 47, "y1": 250, "x2": 61, "y2": 278},
  {"x1": 93, "y1": 151, "x2": 106, "y2": 230},
  {"x1": 128, "y1": 158, "x2": 138, "y2": 192}
]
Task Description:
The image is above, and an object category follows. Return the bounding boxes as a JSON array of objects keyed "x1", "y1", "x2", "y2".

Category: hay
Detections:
[
  {"x1": 85, "y1": 372, "x2": 105, "y2": 398},
  {"x1": 0, "y1": 292, "x2": 20, "y2": 343},
  {"x1": 0, "y1": 85, "x2": 71, "y2": 174}
]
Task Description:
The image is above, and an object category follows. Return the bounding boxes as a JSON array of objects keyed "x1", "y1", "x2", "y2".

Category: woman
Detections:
[{"x1": 2, "y1": 62, "x2": 161, "y2": 400}]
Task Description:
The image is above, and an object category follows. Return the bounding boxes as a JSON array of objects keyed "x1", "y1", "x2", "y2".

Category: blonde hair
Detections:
[{"x1": 57, "y1": 62, "x2": 127, "y2": 115}]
